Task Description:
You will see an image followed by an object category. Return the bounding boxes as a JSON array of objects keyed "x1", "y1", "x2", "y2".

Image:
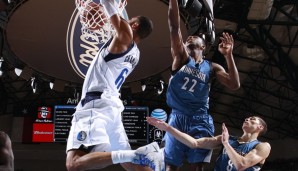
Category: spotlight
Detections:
[
  {"x1": 157, "y1": 80, "x2": 164, "y2": 95},
  {"x1": 14, "y1": 68, "x2": 22, "y2": 76},
  {"x1": 0, "y1": 57, "x2": 4, "y2": 77},
  {"x1": 31, "y1": 77, "x2": 37, "y2": 93},
  {"x1": 141, "y1": 84, "x2": 146, "y2": 91},
  {"x1": 141, "y1": 81, "x2": 146, "y2": 91},
  {"x1": 49, "y1": 82, "x2": 54, "y2": 89},
  {"x1": 14, "y1": 66, "x2": 33, "y2": 81}
]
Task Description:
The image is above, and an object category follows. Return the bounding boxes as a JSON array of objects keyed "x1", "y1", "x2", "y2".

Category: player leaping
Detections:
[{"x1": 65, "y1": 0, "x2": 156, "y2": 171}]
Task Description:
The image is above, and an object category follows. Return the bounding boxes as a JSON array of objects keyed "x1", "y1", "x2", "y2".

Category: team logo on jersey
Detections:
[
  {"x1": 66, "y1": 2, "x2": 128, "y2": 78},
  {"x1": 77, "y1": 131, "x2": 87, "y2": 141}
]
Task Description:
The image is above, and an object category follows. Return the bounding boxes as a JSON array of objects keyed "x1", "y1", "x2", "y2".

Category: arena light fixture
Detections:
[
  {"x1": 31, "y1": 77, "x2": 37, "y2": 93},
  {"x1": 0, "y1": 57, "x2": 4, "y2": 77},
  {"x1": 14, "y1": 68, "x2": 22, "y2": 76},
  {"x1": 49, "y1": 79, "x2": 65, "y2": 92},
  {"x1": 157, "y1": 80, "x2": 165, "y2": 95},
  {"x1": 14, "y1": 66, "x2": 33, "y2": 81},
  {"x1": 49, "y1": 82, "x2": 54, "y2": 89},
  {"x1": 141, "y1": 81, "x2": 146, "y2": 91}
]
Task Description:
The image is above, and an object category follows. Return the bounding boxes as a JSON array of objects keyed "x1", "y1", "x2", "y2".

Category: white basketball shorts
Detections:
[{"x1": 66, "y1": 99, "x2": 131, "y2": 152}]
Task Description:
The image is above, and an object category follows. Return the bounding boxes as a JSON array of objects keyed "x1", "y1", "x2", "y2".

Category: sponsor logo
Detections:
[
  {"x1": 38, "y1": 106, "x2": 52, "y2": 119},
  {"x1": 33, "y1": 131, "x2": 53, "y2": 135},
  {"x1": 32, "y1": 123, "x2": 54, "y2": 142}
]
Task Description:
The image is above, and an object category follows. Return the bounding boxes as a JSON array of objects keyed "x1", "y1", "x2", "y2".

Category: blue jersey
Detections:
[
  {"x1": 166, "y1": 57, "x2": 213, "y2": 115},
  {"x1": 214, "y1": 136, "x2": 262, "y2": 171}
]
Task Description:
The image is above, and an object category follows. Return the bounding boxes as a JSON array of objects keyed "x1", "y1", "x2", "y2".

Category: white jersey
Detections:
[
  {"x1": 79, "y1": 39, "x2": 139, "y2": 106},
  {"x1": 67, "y1": 39, "x2": 139, "y2": 152}
]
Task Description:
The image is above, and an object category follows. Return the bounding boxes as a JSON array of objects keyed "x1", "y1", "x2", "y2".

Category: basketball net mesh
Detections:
[{"x1": 75, "y1": 0, "x2": 127, "y2": 43}]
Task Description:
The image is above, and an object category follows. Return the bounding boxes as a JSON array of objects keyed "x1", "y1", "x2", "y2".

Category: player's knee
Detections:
[
  {"x1": 66, "y1": 159, "x2": 83, "y2": 171},
  {"x1": 66, "y1": 162, "x2": 76, "y2": 171}
]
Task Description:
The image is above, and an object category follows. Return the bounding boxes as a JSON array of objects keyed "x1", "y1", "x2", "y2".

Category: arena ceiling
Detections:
[{"x1": 0, "y1": 0, "x2": 297, "y2": 141}]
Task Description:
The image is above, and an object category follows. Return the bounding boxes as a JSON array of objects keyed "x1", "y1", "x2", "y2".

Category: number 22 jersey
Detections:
[{"x1": 166, "y1": 57, "x2": 213, "y2": 115}]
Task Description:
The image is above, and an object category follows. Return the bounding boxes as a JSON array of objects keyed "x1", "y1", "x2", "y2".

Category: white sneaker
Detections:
[{"x1": 133, "y1": 142, "x2": 165, "y2": 171}]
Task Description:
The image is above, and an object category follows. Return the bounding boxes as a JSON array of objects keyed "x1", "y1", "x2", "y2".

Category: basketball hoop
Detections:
[{"x1": 75, "y1": 0, "x2": 127, "y2": 43}]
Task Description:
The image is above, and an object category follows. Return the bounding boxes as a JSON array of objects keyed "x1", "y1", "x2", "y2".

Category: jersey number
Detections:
[
  {"x1": 226, "y1": 160, "x2": 234, "y2": 171},
  {"x1": 115, "y1": 68, "x2": 129, "y2": 89},
  {"x1": 181, "y1": 77, "x2": 197, "y2": 92}
]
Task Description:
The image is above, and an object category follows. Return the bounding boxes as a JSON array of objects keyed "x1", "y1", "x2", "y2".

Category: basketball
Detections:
[{"x1": 80, "y1": 2, "x2": 108, "y2": 30}]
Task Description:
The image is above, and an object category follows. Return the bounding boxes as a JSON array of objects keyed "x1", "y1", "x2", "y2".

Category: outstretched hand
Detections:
[
  {"x1": 218, "y1": 32, "x2": 234, "y2": 57},
  {"x1": 146, "y1": 117, "x2": 169, "y2": 131},
  {"x1": 221, "y1": 123, "x2": 230, "y2": 145}
]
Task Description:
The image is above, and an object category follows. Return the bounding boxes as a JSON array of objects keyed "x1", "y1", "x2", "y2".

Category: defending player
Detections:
[
  {"x1": 159, "y1": 0, "x2": 240, "y2": 170},
  {"x1": 146, "y1": 116, "x2": 271, "y2": 171},
  {"x1": 65, "y1": 0, "x2": 155, "y2": 170}
]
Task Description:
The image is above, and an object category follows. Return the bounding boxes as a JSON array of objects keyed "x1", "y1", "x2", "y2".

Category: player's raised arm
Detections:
[
  {"x1": 221, "y1": 123, "x2": 271, "y2": 171},
  {"x1": 213, "y1": 32, "x2": 240, "y2": 90},
  {"x1": 168, "y1": 0, "x2": 188, "y2": 71},
  {"x1": 100, "y1": 0, "x2": 133, "y2": 45}
]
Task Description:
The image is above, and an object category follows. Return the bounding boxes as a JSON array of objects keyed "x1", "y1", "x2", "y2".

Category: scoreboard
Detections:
[
  {"x1": 122, "y1": 106, "x2": 149, "y2": 145},
  {"x1": 54, "y1": 105, "x2": 76, "y2": 142}
]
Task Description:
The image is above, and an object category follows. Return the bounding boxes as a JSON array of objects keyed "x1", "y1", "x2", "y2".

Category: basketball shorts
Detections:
[
  {"x1": 66, "y1": 98, "x2": 130, "y2": 153},
  {"x1": 164, "y1": 111, "x2": 215, "y2": 167}
]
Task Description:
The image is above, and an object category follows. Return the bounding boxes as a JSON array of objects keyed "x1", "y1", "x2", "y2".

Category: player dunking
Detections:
[{"x1": 66, "y1": 0, "x2": 155, "y2": 170}]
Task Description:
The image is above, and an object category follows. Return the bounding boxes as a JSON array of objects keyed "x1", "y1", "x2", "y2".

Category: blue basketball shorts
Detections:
[{"x1": 164, "y1": 112, "x2": 215, "y2": 167}]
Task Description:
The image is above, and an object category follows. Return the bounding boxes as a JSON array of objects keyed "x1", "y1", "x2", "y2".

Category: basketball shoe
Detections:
[{"x1": 133, "y1": 142, "x2": 165, "y2": 171}]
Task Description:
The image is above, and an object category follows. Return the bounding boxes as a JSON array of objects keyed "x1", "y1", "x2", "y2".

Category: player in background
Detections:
[
  {"x1": 0, "y1": 131, "x2": 14, "y2": 171},
  {"x1": 65, "y1": 0, "x2": 157, "y2": 170},
  {"x1": 146, "y1": 116, "x2": 271, "y2": 171}
]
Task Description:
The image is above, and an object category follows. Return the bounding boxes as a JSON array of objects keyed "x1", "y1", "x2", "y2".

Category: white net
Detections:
[{"x1": 75, "y1": 0, "x2": 127, "y2": 43}]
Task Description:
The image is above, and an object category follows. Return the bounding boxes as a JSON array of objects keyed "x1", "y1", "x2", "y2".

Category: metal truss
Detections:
[{"x1": 209, "y1": 0, "x2": 298, "y2": 140}]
